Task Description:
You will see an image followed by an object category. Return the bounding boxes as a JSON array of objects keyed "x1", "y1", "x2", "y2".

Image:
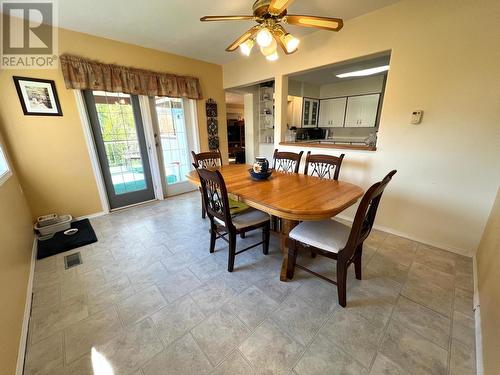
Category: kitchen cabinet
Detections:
[
  {"x1": 318, "y1": 97, "x2": 347, "y2": 127},
  {"x1": 302, "y1": 98, "x2": 319, "y2": 128},
  {"x1": 344, "y1": 94, "x2": 380, "y2": 127},
  {"x1": 287, "y1": 96, "x2": 303, "y2": 127}
]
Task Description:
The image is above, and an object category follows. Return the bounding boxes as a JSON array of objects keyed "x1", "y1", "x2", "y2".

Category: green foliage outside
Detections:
[{"x1": 96, "y1": 103, "x2": 141, "y2": 169}]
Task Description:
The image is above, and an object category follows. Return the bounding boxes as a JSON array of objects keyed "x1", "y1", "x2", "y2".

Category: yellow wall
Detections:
[
  {"x1": 476, "y1": 188, "x2": 500, "y2": 374},
  {"x1": 223, "y1": 0, "x2": 500, "y2": 255},
  {"x1": 0, "y1": 27, "x2": 227, "y2": 219},
  {"x1": 0, "y1": 131, "x2": 34, "y2": 375}
]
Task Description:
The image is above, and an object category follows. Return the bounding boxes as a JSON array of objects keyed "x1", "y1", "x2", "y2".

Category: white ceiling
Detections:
[
  {"x1": 225, "y1": 92, "x2": 244, "y2": 105},
  {"x1": 58, "y1": 0, "x2": 401, "y2": 65},
  {"x1": 290, "y1": 54, "x2": 391, "y2": 85}
]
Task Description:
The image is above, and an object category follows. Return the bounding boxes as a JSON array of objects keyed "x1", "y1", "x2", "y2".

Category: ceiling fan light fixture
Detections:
[
  {"x1": 239, "y1": 39, "x2": 254, "y2": 56},
  {"x1": 266, "y1": 51, "x2": 279, "y2": 61},
  {"x1": 283, "y1": 33, "x2": 300, "y2": 53},
  {"x1": 260, "y1": 38, "x2": 277, "y2": 57},
  {"x1": 200, "y1": 1, "x2": 344, "y2": 62},
  {"x1": 256, "y1": 28, "x2": 273, "y2": 47}
]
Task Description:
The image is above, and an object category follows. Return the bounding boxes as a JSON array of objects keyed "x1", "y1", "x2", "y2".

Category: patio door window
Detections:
[{"x1": 83, "y1": 90, "x2": 155, "y2": 209}]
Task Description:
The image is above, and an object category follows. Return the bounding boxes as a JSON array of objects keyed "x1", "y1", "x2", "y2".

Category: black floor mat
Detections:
[{"x1": 37, "y1": 219, "x2": 98, "y2": 259}]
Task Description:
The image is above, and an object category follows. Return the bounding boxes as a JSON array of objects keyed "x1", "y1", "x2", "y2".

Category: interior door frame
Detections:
[{"x1": 82, "y1": 90, "x2": 156, "y2": 210}]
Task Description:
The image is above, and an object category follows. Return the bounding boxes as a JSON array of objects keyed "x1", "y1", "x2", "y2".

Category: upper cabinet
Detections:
[
  {"x1": 287, "y1": 96, "x2": 303, "y2": 127},
  {"x1": 289, "y1": 93, "x2": 381, "y2": 129},
  {"x1": 302, "y1": 98, "x2": 319, "y2": 128},
  {"x1": 319, "y1": 97, "x2": 347, "y2": 127},
  {"x1": 344, "y1": 94, "x2": 380, "y2": 127}
]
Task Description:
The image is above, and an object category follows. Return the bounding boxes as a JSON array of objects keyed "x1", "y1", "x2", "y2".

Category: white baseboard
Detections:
[
  {"x1": 336, "y1": 213, "x2": 472, "y2": 257},
  {"x1": 472, "y1": 255, "x2": 483, "y2": 375},
  {"x1": 16, "y1": 237, "x2": 37, "y2": 375},
  {"x1": 75, "y1": 211, "x2": 107, "y2": 221}
]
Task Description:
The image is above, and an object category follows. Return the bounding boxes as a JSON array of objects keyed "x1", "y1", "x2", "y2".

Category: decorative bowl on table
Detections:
[
  {"x1": 250, "y1": 157, "x2": 272, "y2": 180},
  {"x1": 249, "y1": 168, "x2": 273, "y2": 181}
]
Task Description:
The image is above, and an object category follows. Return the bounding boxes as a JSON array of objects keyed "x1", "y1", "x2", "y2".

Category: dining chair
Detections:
[
  {"x1": 273, "y1": 149, "x2": 304, "y2": 173},
  {"x1": 285, "y1": 170, "x2": 397, "y2": 307},
  {"x1": 196, "y1": 168, "x2": 270, "y2": 272},
  {"x1": 304, "y1": 152, "x2": 345, "y2": 180},
  {"x1": 192, "y1": 150, "x2": 223, "y2": 218}
]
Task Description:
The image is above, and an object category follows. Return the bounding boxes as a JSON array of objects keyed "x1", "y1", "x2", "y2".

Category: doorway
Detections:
[
  {"x1": 225, "y1": 92, "x2": 245, "y2": 164},
  {"x1": 149, "y1": 96, "x2": 198, "y2": 197},
  {"x1": 83, "y1": 90, "x2": 155, "y2": 209}
]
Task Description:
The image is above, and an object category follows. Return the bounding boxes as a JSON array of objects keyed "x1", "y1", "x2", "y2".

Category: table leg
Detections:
[{"x1": 279, "y1": 218, "x2": 298, "y2": 282}]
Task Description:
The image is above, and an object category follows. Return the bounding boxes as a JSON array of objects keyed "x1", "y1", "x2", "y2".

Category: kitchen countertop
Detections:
[{"x1": 279, "y1": 140, "x2": 376, "y2": 151}]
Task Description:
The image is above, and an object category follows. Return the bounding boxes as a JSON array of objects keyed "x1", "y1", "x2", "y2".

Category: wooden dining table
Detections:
[{"x1": 187, "y1": 164, "x2": 364, "y2": 281}]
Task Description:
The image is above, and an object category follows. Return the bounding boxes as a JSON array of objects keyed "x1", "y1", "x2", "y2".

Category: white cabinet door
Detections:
[
  {"x1": 320, "y1": 98, "x2": 347, "y2": 127},
  {"x1": 287, "y1": 100, "x2": 293, "y2": 125},
  {"x1": 345, "y1": 94, "x2": 379, "y2": 127},
  {"x1": 330, "y1": 97, "x2": 347, "y2": 127},
  {"x1": 318, "y1": 99, "x2": 332, "y2": 127},
  {"x1": 292, "y1": 96, "x2": 303, "y2": 127}
]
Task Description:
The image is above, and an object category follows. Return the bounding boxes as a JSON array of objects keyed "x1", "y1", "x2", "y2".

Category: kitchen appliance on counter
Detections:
[{"x1": 295, "y1": 127, "x2": 326, "y2": 141}]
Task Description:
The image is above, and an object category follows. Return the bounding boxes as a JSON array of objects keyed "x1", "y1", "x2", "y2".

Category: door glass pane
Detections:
[
  {"x1": 92, "y1": 91, "x2": 147, "y2": 194},
  {"x1": 154, "y1": 97, "x2": 190, "y2": 185}
]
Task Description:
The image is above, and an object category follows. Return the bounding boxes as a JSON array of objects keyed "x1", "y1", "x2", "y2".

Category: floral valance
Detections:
[{"x1": 59, "y1": 54, "x2": 203, "y2": 100}]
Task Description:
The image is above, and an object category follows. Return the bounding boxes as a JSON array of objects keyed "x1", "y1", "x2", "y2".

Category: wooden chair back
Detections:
[
  {"x1": 191, "y1": 150, "x2": 223, "y2": 169},
  {"x1": 342, "y1": 170, "x2": 397, "y2": 260},
  {"x1": 304, "y1": 152, "x2": 345, "y2": 180},
  {"x1": 273, "y1": 149, "x2": 304, "y2": 173},
  {"x1": 196, "y1": 168, "x2": 233, "y2": 229}
]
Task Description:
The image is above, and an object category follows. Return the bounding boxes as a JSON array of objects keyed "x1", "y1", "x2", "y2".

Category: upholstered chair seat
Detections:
[
  {"x1": 215, "y1": 209, "x2": 270, "y2": 230},
  {"x1": 289, "y1": 219, "x2": 351, "y2": 254}
]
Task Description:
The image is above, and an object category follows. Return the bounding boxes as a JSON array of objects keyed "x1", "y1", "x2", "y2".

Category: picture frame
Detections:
[{"x1": 13, "y1": 76, "x2": 63, "y2": 116}]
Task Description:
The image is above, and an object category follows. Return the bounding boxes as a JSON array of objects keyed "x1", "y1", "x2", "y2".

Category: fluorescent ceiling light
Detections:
[{"x1": 336, "y1": 65, "x2": 389, "y2": 78}]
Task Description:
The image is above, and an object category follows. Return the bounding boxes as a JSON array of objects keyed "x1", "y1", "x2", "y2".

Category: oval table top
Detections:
[{"x1": 186, "y1": 164, "x2": 364, "y2": 221}]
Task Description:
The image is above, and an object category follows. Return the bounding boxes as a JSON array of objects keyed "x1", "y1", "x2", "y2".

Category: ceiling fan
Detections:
[{"x1": 200, "y1": 0, "x2": 343, "y2": 61}]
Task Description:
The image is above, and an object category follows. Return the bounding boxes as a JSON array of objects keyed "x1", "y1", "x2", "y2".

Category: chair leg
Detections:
[
  {"x1": 240, "y1": 232, "x2": 246, "y2": 239},
  {"x1": 310, "y1": 250, "x2": 317, "y2": 258},
  {"x1": 209, "y1": 223, "x2": 217, "y2": 254},
  {"x1": 354, "y1": 244, "x2": 363, "y2": 280},
  {"x1": 262, "y1": 222, "x2": 270, "y2": 255},
  {"x1": 199, "y1": 188, "x2": 206, "y2": 219},
  {"x1": 227, "y1": 232, "x2": 237, "y2": 272},
  {"x1": 336, "y1": 260, "x2": 348, "y2": 307},
  {"x1": 286, "y1": 239, "x2": 298, "y2": 279}
]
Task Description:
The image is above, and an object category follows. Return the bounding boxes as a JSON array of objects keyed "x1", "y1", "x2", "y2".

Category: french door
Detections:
[
  {"x1": 84, "y1": 90, "x2": 155, "y2": 209},
  {"x1": 149, "y1": 96, "x2": 198, "y2": 197}
]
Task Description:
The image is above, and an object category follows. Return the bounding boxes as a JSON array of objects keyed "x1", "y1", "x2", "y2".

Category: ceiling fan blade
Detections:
[
  {"x1": 267, "y1": 0, "x2": 295, "y2": 16},
  {"x1": 225, "y1": 25, "x2": 260, "y2": 52},
  {"x1": 200, "y1": 15, "x2": 254, "y2": 22},
  {"x1": 285, "y1": 15, "x2": 343, "y2": 31}
]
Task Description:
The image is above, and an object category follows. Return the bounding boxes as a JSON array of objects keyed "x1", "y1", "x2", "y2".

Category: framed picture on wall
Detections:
[{"x1": 13, "y1": 76, "x2": 63, "y2": 116}]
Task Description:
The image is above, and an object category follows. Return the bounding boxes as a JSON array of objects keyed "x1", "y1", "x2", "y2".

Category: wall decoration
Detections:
[
  {"x1": 205, "y1": 98, "x2": 219, "y2": 151},
  {"x1": 13, "y1": 76, "x2": 63, "y2": 116},
  {"x1": 208, "y1": 136, "x2": 220, "y2": 150},
  {"x1": 205, "y1": 98, "x2": 218, "y2": 118},
  {"x1": 207, "y1": 117, "x2": 218, "y2": 136}
]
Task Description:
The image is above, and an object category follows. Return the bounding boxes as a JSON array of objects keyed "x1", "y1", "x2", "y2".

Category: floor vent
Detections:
[{"x1": 64, "y1": 252, "x2": 82, "y2": 269}]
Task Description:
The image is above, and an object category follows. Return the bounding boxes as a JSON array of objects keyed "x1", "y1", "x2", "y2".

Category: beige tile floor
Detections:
[{"x1": 24, "y1": 192, "x2": 476, "y2": 375}]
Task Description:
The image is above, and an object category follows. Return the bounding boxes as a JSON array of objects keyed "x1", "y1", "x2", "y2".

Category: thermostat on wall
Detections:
[{"x1": 411, "y1": 110, "x2": 423, "y2": 124}]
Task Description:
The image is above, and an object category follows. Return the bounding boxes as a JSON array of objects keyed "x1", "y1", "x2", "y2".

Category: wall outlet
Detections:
[{"x1": 411, "y1": 110, "x2": 423, "y2": 124}]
